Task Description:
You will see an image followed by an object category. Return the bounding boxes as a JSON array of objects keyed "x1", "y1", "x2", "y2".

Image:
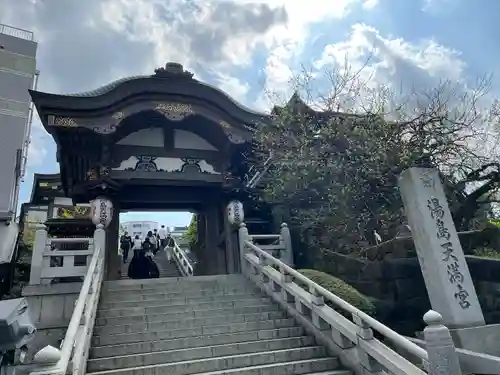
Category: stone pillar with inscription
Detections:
[
  {"x1": 399, "y1": 168, "x2": 484, "y2": 328},
  {"x1": 398, "y1": 168, "x2": 500, "y2": 355}
]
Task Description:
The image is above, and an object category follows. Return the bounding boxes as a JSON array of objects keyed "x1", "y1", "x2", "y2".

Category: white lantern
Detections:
[
  {"x1": 227, "y1": 200, "x2": 244, "y2": 225},
  {"x1": 90, "y1": 197, "x2": 113, "y2": 228}
]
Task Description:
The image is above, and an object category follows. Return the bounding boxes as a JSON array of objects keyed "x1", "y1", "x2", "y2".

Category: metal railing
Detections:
[{"x1": 0, "y1": 24, "x2": 34, "y2": 41}]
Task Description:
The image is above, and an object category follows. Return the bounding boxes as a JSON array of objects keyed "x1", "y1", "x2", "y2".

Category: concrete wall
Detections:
[
  {"x1": 317, "y1": 250, "x2": 500, "y2": 336},
  {"x1": 22, "y1": 282, "x2": 82, "y2": 362}
]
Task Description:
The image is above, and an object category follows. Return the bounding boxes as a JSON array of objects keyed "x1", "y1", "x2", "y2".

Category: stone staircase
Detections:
[
  {"x1": 86, "y1": 274, "x2": 351, "y2": 375},
  {"x1": 120, "y1": 250, "x2": 181, "y2": 280}
]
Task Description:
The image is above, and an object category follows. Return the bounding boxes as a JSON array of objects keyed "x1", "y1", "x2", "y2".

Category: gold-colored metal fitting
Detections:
[
  {"x1": 111, "y1": 111, "x2": 124, "y2": 120},
  {"x1": 54, "y1": 117, "x2": 78, "y2": 127},
  {"x1": 155, "y1": 102, "x2": 194, "y2": 121}
]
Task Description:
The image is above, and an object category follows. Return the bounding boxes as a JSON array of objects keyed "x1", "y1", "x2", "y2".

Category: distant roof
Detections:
[
  {"x1": 30, "y1": 173, "x2": 64, "y2": 204},
  {"x1": 172, "y1": 226, "x2": 188, "y2": 231}
]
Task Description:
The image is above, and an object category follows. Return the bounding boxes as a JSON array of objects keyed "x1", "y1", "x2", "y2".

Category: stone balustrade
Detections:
[
  {"x1": 171, "y1": 239, "x2": 194, "y2": 276},
  {"x1": 30, "y1": 225, "x2": 106, "y2": 375},
  {"x1": 239, "y1": 222, "x2": 293, "y2": 269},
  {"x1": 239, "y1": 222, "x2": 463, "y2": 375},
  {"x1": 30, "y1": 224, "x2": 95, "y2": 285}
]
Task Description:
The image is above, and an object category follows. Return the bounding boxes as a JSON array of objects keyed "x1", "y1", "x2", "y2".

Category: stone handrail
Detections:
[
  {"x1": 172, "y1": 239, "x2": 194, "y2": 276},
  {"x1": 30, "y1": 225, "x2": 95, "y2": 285},
  {"x1": 242, "y1": 223, "x2": 293, "y2": 267},
  {"x1": 240, "y1": 228, "x2": 462, "y2": 374},
  {"x1": 30, "y1": 225, "x2": 106, "y2": 375}
]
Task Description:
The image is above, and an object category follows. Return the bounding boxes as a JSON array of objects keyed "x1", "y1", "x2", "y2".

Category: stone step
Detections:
[
  {"x1": 92, "y1": 318, "x2": 298, "y2": 346},
  {"x1": 120, "y1": 259, "x2": 182, "y2": 280},
  {"x1": 94, "y1": 311, "x2": 288, "y2": 335},
  {"x1": 95, "y1": 304, "x2": 282, "y2": 327},
  {"x1": 101, "y1": 275, "x2": 248, "y2": 291},
  {"x1": 160, "y1": 368, "x2": 350, "y2": 375},
  {"x1": 87, "y1": 336, "x2": 317, "y2": 372},
  {"x1": 100, "y1": 285, "x2": 261, "y2": 302},
  {"x1": 96, "y1": 297, "x2": 274, "y2": 319},
  {"x1": 91, "y1": 326, "x2": 306, "y2": 358},
  {"x1": 102, "y1": 284, "x2": 255, "y2": 296},
  {"x1": 85, "y1": 346, "x2": 331, "y2": 375},
  {"x1": 98, "y1": 291, "x2": 265, "y2": 310}
]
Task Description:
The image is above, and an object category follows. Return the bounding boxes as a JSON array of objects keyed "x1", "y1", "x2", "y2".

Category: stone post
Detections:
[
  {"x1": 223, "y1": 203, "x2": 236, "y2": 274},
  {"x1": 93, "y1": 224, "x2": 106, "y2": 259},
  {"x1": 279, "y1": 223, "x2": 294, "y2": 266},
  {"x1": 238, "y1": 223, "x2": 250, "y2": 275},
  {"x1": 90, "y1": 196, "x2": 118, "y2": 280},
  {"x1": 398, "y1": 167, "x2": 485, "y2": 328},
  {"x1": 423, "y1": 310, "x2": 462, "y2": 375},
  {"x1": 29, "y1": 224, "x2": 48, "y2": 285}
]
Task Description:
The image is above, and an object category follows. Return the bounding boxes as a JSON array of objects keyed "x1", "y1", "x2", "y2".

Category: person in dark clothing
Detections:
[
  {"x1": 119, "y1": 231, "x2": 132, "y2": 263},
  {"x1": 128, "y1": 235, "x2": 160, "y2": 279},
  {"x1": 147, "y1": 256, "x2": 160, "y2": 278}
]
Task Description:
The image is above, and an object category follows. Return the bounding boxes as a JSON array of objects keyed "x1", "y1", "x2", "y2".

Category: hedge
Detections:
[{"x1": 297, "y1": 268, "x2": 376, "y2": 315}]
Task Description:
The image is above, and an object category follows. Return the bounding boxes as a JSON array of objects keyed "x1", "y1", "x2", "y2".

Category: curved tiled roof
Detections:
[
  {"x1": 65, "y1": 75, "x2": 149, "y2": 97},
  {"x1": 62, "y1": 74, "x2": 266, "y2": 117}
]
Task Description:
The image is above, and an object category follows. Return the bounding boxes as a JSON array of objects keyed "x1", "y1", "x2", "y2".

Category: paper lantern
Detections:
[
  {"x1": 227, "y1": 200, "x2": 244, "y2": 225},
  {"x1": 90, "y1": 197, "x2": 113, "y2": 228}
]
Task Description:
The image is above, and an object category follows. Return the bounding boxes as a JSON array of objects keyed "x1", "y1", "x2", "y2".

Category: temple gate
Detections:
[{"x1": 29, "y1": 62, "x2": 269, "y2": 280}]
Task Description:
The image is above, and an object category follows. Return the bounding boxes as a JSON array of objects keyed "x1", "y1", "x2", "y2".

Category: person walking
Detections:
[
  {"x1": 128, "y1": 235, "x2": 159, "y2": 279},
  {"x1": 158, "y1": 225, "x2": 168, "y2": 251},
  {"x1": 144, "y1": 230, "x2": 157, "y2": 255},
  {"x1": 132, "y1": 234, "x2": 142, "y2": 252},
  {"x1": 119, "y1": 231, "x2": 132, "y2": 263},
  {"x1": 153, "y1": 228, "x2": 160, "y2": 250},
  {"x1": 165, "y1": 233, "x2": 175, "y2": 262}
]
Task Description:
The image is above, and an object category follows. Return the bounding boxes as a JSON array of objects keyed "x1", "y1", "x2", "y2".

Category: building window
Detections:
[{"x1": 132, "y1": 224, "x2": 142, "y2": 228}]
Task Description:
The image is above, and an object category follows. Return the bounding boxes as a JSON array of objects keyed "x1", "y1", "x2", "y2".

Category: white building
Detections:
[
  {"x1": 0, "y1": 24, "x2": 38, "y2": 264},
  {"x1": 0, "y1": 24, "x2": 38, "y2": 221},
  {"x1": 170, "y1": 226, "x2": 188, "y2": 236},
  {"x1": 170, "y1": 226, "x2": 189, "y2": 246},
  {"x1": 121, "y1": 221, "x2": 159, "y2": 239}
]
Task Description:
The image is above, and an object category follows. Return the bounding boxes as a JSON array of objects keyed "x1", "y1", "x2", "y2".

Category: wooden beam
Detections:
[{"x1": 163, "y1": 126, "x2": 174, "y2": 151}]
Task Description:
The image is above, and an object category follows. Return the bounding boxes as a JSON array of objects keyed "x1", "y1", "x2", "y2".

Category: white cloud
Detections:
[
  {"x1": 421, "y1": 0, "x2": 456, "y2": 13},
  {"x1": 362, "y1": 0, "x2": 379, "y2": 10},
  {"x1": 26, "y1": 126, "x2": 48, "y2": 168},
  {"x1": 315, "y1": 23, "x2": 467, "y2": 92},
  {"x1": 212, "y1": 73, "x2": 251, "y2": 104},
  {"x1": 251, "y1": 0, "x2": 376, "y2": 108},
  {"x1": 0, "y1": 0, "x2": 287, "y2": 95}
]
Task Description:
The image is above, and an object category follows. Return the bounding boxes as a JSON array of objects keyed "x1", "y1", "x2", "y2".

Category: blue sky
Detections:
[{"x1": 1, "y1": 0, "x2": 498, "y2": 227}]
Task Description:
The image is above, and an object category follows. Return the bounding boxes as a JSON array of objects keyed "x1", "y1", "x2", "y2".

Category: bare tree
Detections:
[{"x1": 252, "y1": 58, "x2": 500, "y2": 254}]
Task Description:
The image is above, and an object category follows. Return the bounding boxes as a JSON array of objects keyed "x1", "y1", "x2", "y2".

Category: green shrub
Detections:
[
  {"x1": 297, "y1": 269, "x2": 376, "y2": 315},
  {"x1": 473, "y1": 247, "x2": 500, "y2": 259}
]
